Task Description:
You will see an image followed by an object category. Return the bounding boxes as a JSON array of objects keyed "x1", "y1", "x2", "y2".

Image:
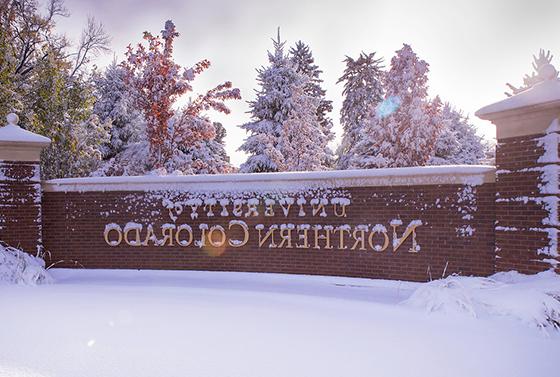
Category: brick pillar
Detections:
[
  {"x1": 0, "y1": 113, "x2": 50, "y2": 255},
  {"x1": 476, "y1": 63, "x2": 560, "y2": 273}
]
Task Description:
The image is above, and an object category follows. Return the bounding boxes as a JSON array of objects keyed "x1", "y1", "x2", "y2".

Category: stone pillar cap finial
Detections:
[
  {"x1": 475, "y1": 56, "x2": 560, "y2": 140},
  {"x1": 538, "y1": 63, "x2": 558, "y2": 81},
  {"x1": 0, "y1": 112, "x2": 51, "y2": 145},
  {"x1": 6, "y1": 113, "x2": 19, "y2": 127},
  {"x1": 0, "y1": 112, "x2": 50, "y2": 161}
]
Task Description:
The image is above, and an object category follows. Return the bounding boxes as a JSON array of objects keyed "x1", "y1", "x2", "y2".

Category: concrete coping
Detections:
[{"x1": 43, "y1": 165, "x2": 496, "y2": 192}]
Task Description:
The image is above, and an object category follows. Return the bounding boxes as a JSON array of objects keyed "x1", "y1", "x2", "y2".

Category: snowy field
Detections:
[{"x1": 0, "y1": 268, "x2": 559, "y2": 377}]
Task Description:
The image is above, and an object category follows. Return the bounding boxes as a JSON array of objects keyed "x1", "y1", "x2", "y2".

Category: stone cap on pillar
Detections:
[
  {"x1": 476, "y1": 62, "x2": 560, "y2": 139},
  {"x1": 0, "y1": 113, "x2": 51, "y2": 162}
]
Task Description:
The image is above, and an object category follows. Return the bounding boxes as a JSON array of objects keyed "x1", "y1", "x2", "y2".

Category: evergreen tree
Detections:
[
  {"x1": 97, "y1": 112, "x2": 236, "y2": 176},
  {"x1": 70, "y1": 114, "x2": 112, "y2": 175},
  {"x1": 240, "y1": 32, "x2": 331, "y2": 173},
  {"x1": 212, "y1": 122, "x2": 229, "y2": 162},
  {"x1": 203, "y1": 122, "x2": 233, "y2": 171},
  {"x1": 349, "y1": 44, "x2": 442, "y2": 168},
  {"x1": 239, "y1": 32, "x2": 301, "y2": 173},
  {"x1": 336, "y1": 52, "x2": 384, "y2": 169},
  {"x1": 429, "y1": 103, "x2": 489, "y2": 165},
  {"x1": 279, "y1": 81, "x2": 326, "y2": 171},
  {"x1": 290, "y1": 41, "x2": 334, "y2": 166},
  {"x1": 92, "y1": 61, "x2": 144, "y2": 159},
  {"x1": 176, "y1": 120, "x2": 234, "y2": 175}
]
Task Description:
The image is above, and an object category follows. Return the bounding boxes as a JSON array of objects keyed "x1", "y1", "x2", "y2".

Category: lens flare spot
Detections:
[
  {"x1": 201, "y1": 230, "x2": 228, "y2": 257},
  {"x1": 376, "y1": 96, "x2": 401, "y2": 119},
  {"x1": 202, "y1": 244, "x2": 227, "y2": 257}
]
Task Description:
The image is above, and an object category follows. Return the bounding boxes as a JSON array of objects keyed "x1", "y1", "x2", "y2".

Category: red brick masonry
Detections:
[
  {"x1": 495, "y1": 132, "x2": 560, "y2": 274},
  {"x1": 42, "y1": 182, "x2": 496, "y2": 282},
  {"x1": 0, "y1": 160, "x2": 42, "y2": 254}
]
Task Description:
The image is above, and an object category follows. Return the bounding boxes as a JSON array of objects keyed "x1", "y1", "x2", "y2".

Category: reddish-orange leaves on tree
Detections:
[{"x1": 122, "y1": 20, "x2": 240, "y2": 169}]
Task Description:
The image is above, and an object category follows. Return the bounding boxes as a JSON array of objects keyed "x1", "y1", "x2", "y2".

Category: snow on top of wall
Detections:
[
  {"x1": 0, "y1": 124, "x2": 51, "y2": 144},
  {"x1": 0, "y1": 114, "x2": 50, "y2": 144},
  {"x1": 43, "y1": 165, "x2": 496, "y2": 193},
  {"x1": 476, "y1": 78, "x2": 560, "y2": 117}
]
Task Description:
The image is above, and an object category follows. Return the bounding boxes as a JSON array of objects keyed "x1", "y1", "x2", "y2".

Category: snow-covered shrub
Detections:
[
  {"x1": 403, "y1": 271, "x2": 560, "y2": 330},
  {"x1": 95, "y1": 116, "x2": 235, "y2": 176},
  {"x1": 0, "y1": 242, "x2": 52, "y2": 285}
]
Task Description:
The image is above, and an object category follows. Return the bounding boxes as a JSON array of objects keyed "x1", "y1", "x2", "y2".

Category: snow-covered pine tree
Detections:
[
  {"x1": 279, "y1": 80, "x2": 326, "y2": 171},
  {"x1": 204, "y1": 122, "x2": 234, "y2": 172},
  {"x1": 429, "y1": 103, "x2": 489, "y2": 165},
  {"x1": 290, "y1": 41, "x2": 335, "y2": 167},
  {"x1": 240, "y1": 32, "x2": 331, "y2": 173},
  {"x1": 70, "y1": 115, "x2": 112, "y2": 175},
  {"x1": 175, "y1": 119, "x2": 235, "y2": 174},
  {"x1": 98, "y1": 110, "x2": 236, "y2": 176},
  {"x1": 336, "y1": 52, "x2": 384, "y2": 169},
  {"x1": 238, "y1": 32, "x2": 300, "y2": 173},
  {"x1": 349, "y1": 44, "x2": 442, "y2": 168},
  {"x1": 104, "y1": 20, "x2": 240, "y2": 176},
  {"x1": 92, "y1": 61, "x2": 144, "y2": 159},
  {"x1": 212, "y1": 122, "x2": 229, "y2": 162}
]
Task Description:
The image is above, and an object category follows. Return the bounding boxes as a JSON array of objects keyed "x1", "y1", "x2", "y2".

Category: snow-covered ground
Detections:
[{"x1": 0, "y1": 268, "x2": 559, "y2": 377}]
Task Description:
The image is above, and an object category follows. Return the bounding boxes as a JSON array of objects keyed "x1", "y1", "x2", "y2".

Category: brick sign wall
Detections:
[{"x1": 41, "y1": 169, "x2": 496, "y2": 282}]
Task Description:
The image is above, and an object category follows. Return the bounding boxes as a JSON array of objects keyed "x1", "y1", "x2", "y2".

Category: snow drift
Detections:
[
  {"x1": 0, "y1": 242, "x2": 52, "y2": 285},
  {"x1": 403, "y1": 271, "x2": 560, "y2": 330}
]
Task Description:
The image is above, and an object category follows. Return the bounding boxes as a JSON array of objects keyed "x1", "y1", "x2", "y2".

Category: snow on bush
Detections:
[
  {"x1": 403, "y1": 271, "x2": 560, "y2": 330},
  {"x1": 0, "y1": 242, "x2": 52, "y2": 285}
]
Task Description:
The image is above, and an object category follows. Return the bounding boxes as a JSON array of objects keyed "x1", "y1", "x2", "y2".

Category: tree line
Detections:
[{"x1": 0, "y1": 0, "x2": 504, "y2": 179}]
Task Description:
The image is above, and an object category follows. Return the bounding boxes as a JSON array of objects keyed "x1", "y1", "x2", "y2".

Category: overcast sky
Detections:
[{"x1": 56, "y1": 0, "x2": 560, "y2": 167}]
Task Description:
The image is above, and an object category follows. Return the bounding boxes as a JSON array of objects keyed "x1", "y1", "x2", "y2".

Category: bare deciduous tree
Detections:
[{"x1": 0, "y1": 0, "x2": 109, "y2": 80}]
